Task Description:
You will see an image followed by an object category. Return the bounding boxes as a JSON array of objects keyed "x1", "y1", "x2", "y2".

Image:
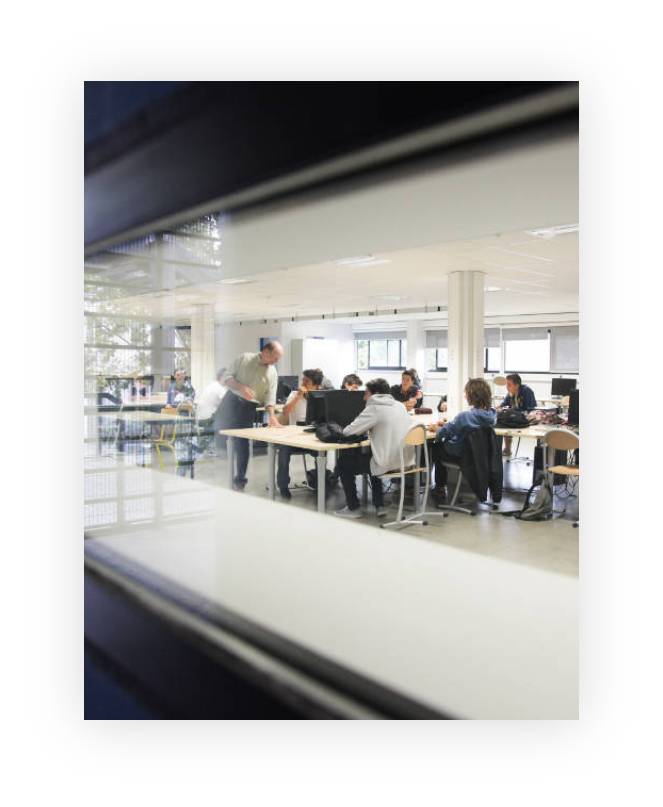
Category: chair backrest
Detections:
[
  {"x1": 177, "y1": 402, "x2": 195, "y2": 415},
  {"x1": 404, "y1": 423, "x2": 427, "y2": 446},
  {"x1": 161, "y1": 407, "x2": 177, "y2": 414},
  {"x1": 493, "y1": 376, "x2": 507, "y2": 387},
  {"x1": 544, "y1": 428, "x2": 579, "y2": 451}
]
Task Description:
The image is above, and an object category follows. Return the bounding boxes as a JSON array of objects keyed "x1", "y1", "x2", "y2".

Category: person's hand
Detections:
[
  {"x1": 427, "y1": 423, "x2": 438, "y2": 433},
  {"x1": 297, "y1": 385, "x2": 308, "y2": 396},
  {"x1": 241, "y1": 385, "x2": 255, "y2": 401},
  {"x1": 405, "y1": 398, "x2": 416, "y2": 410},
  {"x1": 268, "y1": 416, "x2": 284, "y2": 429},
  {"x1": 440, "y1": 402, "x2": 447, "y2": 412}
]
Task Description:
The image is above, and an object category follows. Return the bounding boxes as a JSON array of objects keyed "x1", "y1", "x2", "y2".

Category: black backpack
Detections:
[
  {"x1": 496, "y1": 409, "x2": 530, "y2": 429},
  {"x1": 314, "y1": 421, "x2": 367, "y2": 444}
]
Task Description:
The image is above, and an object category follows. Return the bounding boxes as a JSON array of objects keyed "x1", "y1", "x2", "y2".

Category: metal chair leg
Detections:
[{"x1": 436, "y1": 468, "x2": 476, "y2": 515}]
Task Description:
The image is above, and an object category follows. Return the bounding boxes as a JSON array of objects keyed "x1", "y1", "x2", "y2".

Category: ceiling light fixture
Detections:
[
  {"x1": 369, "y1": 295, "x2": 406, "y2": 301},
  {"x1": 525, "y1": 223, "x2": 579, "y2": 238},
  {"x1": 331, "y1": 255, "x2": 391, "y2": 267},
  {"x1": 219, "y1": 277, "x2": 255, "y2": 285}
]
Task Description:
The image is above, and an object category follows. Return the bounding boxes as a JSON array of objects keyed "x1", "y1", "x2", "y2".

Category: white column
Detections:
[
  {"x1": 190, "y1": 304, "x2": 216, "y2": 395},
  {"x1": 406, "y1": 319, "x2": 425, "y2": 378},
  {"x1": 447, "y1": 271, "x2": 485, "y2": 417}
]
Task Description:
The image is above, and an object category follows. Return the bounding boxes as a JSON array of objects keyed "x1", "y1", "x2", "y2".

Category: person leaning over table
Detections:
[
  {"x1": 218, "y1": 341, "x2": 284, "y2": 491},
  {"x1": 427, "y1": 377, "x2": 496, "y2": 502},
  {"x1": 496, "y1": 372, "x2": 537, "y2": 457},
  {"x1": 334, "y1": 378, "x2": 414, "y2": 519},
  {"x1": 167, "y1": 368, "x2": 195, "y2": 406},
  {"x1": 277, "y1": 368, "x2": 323, "y2": 499}
]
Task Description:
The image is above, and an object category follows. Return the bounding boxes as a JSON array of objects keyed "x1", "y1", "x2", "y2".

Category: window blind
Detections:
[
  {"x1": 550, "y1": 326, "x2": 579, "y2": 372},
  {"x1": 484, "y1": 328, "x2": 500, "y2": 347},
  {"x1": 502, "y1": 327, "x2": 549, "y2": 342},
  {"x1": 425, "y1": 330, "x2": 447, "y2": 348}
]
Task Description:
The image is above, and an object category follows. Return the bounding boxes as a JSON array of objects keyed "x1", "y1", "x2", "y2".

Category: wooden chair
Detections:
[
  {"x1": 380, "y1": 423, "x2": 449, "y2": 531},
  {"x1": 544, "y1": 428, "x2": 579, "y2": 527}
]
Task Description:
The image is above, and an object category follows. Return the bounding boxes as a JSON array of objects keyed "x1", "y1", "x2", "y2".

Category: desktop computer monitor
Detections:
[
  {"x1": 324, "y1": 390, "x2": 366, "y2": 428},
  {"x1": 567, "y1": 389, "x2": 579, "y2": 426},
  {"x1": 276, "y1": 375, "x2": 299, "y2": 403},
  {"x1": 305, "y1": 390, "x2": 330, "y2": 425},
  {"x1": 551, "y1": 377, "x2": 577, "y2": 397}
]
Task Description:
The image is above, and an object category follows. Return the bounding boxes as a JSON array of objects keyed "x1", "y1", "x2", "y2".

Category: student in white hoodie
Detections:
[{"x1": 334, "y1": 378, "x2": 415, "y2": 519}]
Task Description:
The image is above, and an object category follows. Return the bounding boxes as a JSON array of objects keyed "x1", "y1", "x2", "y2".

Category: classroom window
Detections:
[
  {"x1": 484, "y1": 346, "x2": 500, "y2": 373},
  {"x1": 356, "y1": 339, "x2": 406, "y2": 370},
  {"x1": 504, "y1": 332, "x2": 551, "y2": 373},
  {"x1": 425, "y1": 347, "x2": 447, "y2": 372}
]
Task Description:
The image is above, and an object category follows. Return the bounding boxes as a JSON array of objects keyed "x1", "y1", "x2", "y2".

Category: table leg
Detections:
[
  {"x1": 316, "y1": 452, "x2": 327, "y2": 513},
  {"x1": 227, "y1": 436, "x2": 235, "y2": 488},
  {"x1": 268, "y1": 443, "x2": 276, "y2": 501}
]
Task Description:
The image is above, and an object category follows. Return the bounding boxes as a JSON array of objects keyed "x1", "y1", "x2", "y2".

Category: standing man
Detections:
[{"x1": 219, "y1": 341, "x2": 284, "y2": 490}]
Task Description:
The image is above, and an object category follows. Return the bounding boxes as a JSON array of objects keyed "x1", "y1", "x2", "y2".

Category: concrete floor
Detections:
[{"x1": 188, "y1": 440, "x2": 580, "y2": 578}]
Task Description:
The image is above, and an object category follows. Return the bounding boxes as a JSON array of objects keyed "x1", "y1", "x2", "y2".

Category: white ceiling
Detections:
[{"x1": 84, "y1": 131, "x2": 578, "y2": 325}]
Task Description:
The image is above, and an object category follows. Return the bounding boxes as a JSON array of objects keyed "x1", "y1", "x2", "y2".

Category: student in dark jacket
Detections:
[
  {"x1": 427, "y1": 378, "x2": 496, "y2": 502},
  {"x1": 497, "y1": 373, "x2": 537, "y2": 457},
  {"x1": 390, "y1": 369, "x2": 421, "y2": 411}
]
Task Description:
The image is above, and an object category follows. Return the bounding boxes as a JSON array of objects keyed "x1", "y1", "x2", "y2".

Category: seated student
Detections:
[
  {"x1": 167, "y1": 368, "x2": 196, "y2": 405},
  {"x1": 496, "y1": 373, "x2": 537, "y2": 457},
  {"x1": 334, "y1": 378, "x2": 414, "y2": 519},
  {"x1": 320, "y1": 372, "x2": 335, "y2": 390},
  {"x1": 427, "y1": 378, "x2": 496, "y2": 502},
  {"x1": 438, "y1": 394, "x2": 447, "y2": 413},
  {"x1": 407, "y1": 367, "x2": 423, "y2": 388},
  {"x1": 342, "y1": 373, "x2": 363, "y2": 391},
  {"x1": 390, "y1": 369, "x2": 421, "y2": 411},
  {"x1": 193, "y1": 368, "x2": 227, "y2": 457},
  {"x1": 277, "y1": 368, "x2": 323, "y2": 498}
]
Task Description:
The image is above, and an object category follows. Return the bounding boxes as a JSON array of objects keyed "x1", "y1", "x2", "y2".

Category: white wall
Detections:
[
  {"x1": 216, "y1": 313, "x2": 579, "y2": 403},
  {"x1": 215, "y1": 321, "x2": 283, "y2": 372}
]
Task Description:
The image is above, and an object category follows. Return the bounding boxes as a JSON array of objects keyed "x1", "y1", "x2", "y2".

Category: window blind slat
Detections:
[
  {"x1": 484, "y1": 328, "x2": 500, "y2": 347},
  {"x1": 425, "y1": 330, "x2": 447, "y2": 348}
]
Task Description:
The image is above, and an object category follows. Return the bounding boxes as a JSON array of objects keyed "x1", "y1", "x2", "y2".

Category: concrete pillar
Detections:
[
  {"x1": 447, "y1": 271, "x2": 485, "y2": 417},
  {"x1": 406, "y1": 320, "x2": 425, "y2": 379},
  {"x1": 190, "y1": 304, "x2": 216, "y2": 394}
]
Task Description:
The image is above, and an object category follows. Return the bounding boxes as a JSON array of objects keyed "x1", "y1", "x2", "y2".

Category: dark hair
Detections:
[
  {"x1": 402, "y1": 370, "x2": 416, "y2": 382},
  {"x1": 303, "y1": 368, "x2": 323, "y2": 387},
  {"x1": 366, "y1": 378, "x2": 391, "y2": 396},
  {"x1": 217, "y1": 367, "x2": 227, "y2": 381},
  {"x1": 506, "y1": 373, "x2": 522, "y2": 388},
  {"x1": 342, "y1": 373, "x2": 362, "y2": 388},
  {"x1": 464, "y1": 378, "x2": 492, "y2": 409},
  {"x1": 407, "y1": 368, "x2": 420, "y2": 379}
]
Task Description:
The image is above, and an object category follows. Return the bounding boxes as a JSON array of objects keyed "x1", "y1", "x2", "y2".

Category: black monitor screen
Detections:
[
  {"x1": 325, "y1": 390, "x2": 366, "y2": 428},
  {"x1": 305, "y1": 390, "x2": 329, "y2": 425},
  {"x1": 567, "y1": 389, "x2": 579, "y2": 425},
  {"x1": 551, "y1": 377, "x2": 577, "y2": 397},
  {"x1": 276, "y1": 375, "x2": 299, "y2": 403}
]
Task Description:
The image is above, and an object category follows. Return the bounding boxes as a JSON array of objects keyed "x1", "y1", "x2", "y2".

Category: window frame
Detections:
[{"x1": 356, "y1": 338, "x2": 407, "y2": 371}]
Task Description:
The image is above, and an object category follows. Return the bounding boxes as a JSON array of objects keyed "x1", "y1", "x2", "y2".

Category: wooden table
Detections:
[
  {"x1": 108, "y1": 410, "x2": 193, "y2": 423},
  {"x1": 220, "y1": 412, "x2": 441, "y2": 512}
]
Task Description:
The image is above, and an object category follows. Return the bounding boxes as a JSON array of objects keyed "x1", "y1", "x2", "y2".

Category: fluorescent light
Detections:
[
  {"x1": 369, "y1": 295, "x2": 406, "y2": 301},
  {"x1": 485, "y1": 286, "x2": 507, "y2": 292},
  {"x1": 525, "y1": 223, "x2": 579, "y2": 238},
  {"x1": 219, "y1": 277, "x2": 255, "y2": 285},
  {"x1": 331, "y1": 255, "x2": 391, "y2": 267}
]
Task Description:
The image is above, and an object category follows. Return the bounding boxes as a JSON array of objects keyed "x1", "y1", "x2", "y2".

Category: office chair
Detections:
[{"x1": 380, "y1": 423, "x2": 448, "y2": 531}]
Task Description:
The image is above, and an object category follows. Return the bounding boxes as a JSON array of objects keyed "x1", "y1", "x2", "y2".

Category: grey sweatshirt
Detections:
[{"x1": 343, "y1": 394, "x2": 415, "y2": 476}]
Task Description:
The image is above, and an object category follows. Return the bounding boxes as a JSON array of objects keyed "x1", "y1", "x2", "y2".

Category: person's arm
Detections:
[
  {"x1": 282, "y1": 388, "x2": 305, "y2": 418},
  {"x1": 265, "y1": 405, "x2": 284, "y2": 428},
  {"x1": 342, "y1": 407, "x2": 378, "y2": 437},
  {"x1": 225, "y1": 376, "x2": 255, "y2": 401}
]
